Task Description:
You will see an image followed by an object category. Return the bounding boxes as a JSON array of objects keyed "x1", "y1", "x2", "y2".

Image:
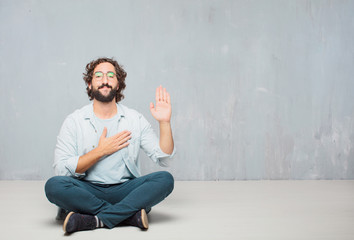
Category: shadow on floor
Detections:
[{"x1": 148, "y1": 210, "x2": 177, "y2": 224}]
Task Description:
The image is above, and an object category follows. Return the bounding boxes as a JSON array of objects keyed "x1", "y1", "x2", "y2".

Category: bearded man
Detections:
[{"x1": 45, "y1": 57, "x2": 175, "y2": 234}]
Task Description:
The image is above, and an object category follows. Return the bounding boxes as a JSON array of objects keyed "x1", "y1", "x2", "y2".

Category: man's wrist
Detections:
[
  {"x1": 93, "y1": 145, "x2": 105, "y2": 158},
  {"x1": 159, "y1": 121, "x2": 171, "y2": 126}
]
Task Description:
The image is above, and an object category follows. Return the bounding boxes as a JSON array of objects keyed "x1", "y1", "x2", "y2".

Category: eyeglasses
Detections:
[{"x1": 93, "y1": 71, "x2": 117, "y2": 81}]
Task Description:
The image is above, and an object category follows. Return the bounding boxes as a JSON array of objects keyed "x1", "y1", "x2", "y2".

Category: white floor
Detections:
[{"x1": 0, "y1": 180, "x2": 353, "y2": 240}]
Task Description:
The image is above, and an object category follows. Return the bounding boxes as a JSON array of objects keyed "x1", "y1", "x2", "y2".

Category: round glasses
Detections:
[{"x1": 94, "y1": 71, "x2": 117, "y2": 81}]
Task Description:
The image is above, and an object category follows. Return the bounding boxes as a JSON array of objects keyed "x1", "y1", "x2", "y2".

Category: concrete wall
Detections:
[{"x1": 1, "y1": 0, "x2": 353, "y2": 180}]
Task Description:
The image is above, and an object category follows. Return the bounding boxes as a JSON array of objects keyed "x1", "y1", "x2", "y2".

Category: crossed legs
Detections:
[{"x1": 45, "y1": 171, "x2": 174, "y2": 229}]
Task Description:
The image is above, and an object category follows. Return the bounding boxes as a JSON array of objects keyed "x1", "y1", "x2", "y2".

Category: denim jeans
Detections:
[{"x1": 45, "y1": 171, "x2": 174, "y2": 228}]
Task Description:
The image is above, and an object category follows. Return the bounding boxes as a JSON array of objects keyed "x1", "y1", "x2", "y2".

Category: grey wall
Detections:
[{"x1": 1, "y1": 0, "x2": 353, "y2": 180}]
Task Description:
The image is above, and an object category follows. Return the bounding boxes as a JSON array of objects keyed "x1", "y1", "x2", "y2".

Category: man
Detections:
[{"x1": 45, "y1": 57, "x2": 175, "y2": 234}]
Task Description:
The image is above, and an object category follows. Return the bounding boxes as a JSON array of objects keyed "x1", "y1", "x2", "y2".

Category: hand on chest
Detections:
[{"x1": 82, "y1": 117, "x2": 139, "y2": 155}]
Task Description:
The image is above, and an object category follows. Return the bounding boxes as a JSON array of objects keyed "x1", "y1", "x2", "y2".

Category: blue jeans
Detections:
[{"x1": 45, "y1": 171, "x2": 174, "y2": 228}]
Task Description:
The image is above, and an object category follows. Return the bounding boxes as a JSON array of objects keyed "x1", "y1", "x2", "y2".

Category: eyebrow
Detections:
[{"x1": 94, "y1": 71, "x2": 116, "y2": 74}]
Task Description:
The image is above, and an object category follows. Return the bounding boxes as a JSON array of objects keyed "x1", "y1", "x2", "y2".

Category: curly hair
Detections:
[{"x1": 83, "y1": 57, "x2": 127, "y2": 102}]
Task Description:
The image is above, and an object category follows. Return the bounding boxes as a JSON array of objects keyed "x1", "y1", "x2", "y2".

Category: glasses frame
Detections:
[{"x1": 93, "y1": 71, "x2": 117, "y2": 81}]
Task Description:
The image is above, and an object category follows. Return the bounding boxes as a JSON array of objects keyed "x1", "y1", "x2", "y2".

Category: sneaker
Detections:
[
  {"x1": 63, "y1": 212, "x2": 97, "y2": 234},
  {"x1": 121, "y1": 209, "x2": 149, "y2": 230}
]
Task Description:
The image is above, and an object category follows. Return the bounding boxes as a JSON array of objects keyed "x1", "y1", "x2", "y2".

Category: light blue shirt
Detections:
[
  {"x1": 53, "y1": 103, "x2": 175, "y2": 184},
  {"x1": 88, "y1": 112, "x2": 133, "y2": 184}
]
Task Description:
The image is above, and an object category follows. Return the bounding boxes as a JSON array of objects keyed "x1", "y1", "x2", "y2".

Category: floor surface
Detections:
[{"x1": 0, "y1": 180, "x2": 353, "y2": 240}]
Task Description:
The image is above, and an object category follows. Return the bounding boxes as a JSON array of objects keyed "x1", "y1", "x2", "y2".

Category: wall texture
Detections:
[{"x1": 0, "y1": 0, "x2": 353, "y2": 180}]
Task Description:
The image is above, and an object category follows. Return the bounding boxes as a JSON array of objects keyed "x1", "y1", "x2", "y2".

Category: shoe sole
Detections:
[
  {"x1": 63, "y1": 212, "x2": 75, "y2": 232},
  {"x1": 141, "y1": 209, "x2": 149, "y2": 229}
]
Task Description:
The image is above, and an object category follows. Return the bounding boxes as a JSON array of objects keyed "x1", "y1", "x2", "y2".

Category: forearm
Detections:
[
  {"x1": 76, "y1": 147, "x2": 105, "y2": 174},
  {"x1": 159, "y1": 122, "x2": 174, "y2": 155}
]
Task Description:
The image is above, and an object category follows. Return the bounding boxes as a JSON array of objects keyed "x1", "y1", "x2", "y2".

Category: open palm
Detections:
[{"x1": 150, "y1": 86, "x2": 172, "y2": 123}]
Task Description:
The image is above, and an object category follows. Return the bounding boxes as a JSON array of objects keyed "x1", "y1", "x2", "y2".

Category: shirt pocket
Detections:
[{"x1": 82, "y1": 129, "x2": 99, "y2": 155}]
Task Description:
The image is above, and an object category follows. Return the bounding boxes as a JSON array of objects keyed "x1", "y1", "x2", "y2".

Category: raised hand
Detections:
[{"x1": 150, "y1": 85, "x2": 172, "y2": 123}]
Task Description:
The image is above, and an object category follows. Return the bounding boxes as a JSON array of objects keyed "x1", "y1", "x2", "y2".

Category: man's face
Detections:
[{"x1": 90, "y1": 62, "x2": 119, "y2": 103}]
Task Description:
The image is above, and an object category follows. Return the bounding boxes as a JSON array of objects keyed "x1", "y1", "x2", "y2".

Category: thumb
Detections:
[
  {"x1": 149, "y1": 102, "x2": 154, "y2": 112},
  {"x1": 100, "y1": 127, "x2": 107, "y2": 139}
]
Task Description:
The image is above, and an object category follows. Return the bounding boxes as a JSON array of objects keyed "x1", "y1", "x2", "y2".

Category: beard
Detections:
[{"x1": 92, "y1": 83, "x2": 118, "y2": 103}]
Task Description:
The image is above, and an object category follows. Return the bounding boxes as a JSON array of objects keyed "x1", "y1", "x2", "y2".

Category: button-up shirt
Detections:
[{"x1": 53, "y1": 103, "x2": 175, "y2": 184}]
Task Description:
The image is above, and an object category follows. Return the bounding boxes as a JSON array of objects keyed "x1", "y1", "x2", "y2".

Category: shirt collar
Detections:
[{"x1": 84, "y1": 102, "x2": 125, "y2": 120}]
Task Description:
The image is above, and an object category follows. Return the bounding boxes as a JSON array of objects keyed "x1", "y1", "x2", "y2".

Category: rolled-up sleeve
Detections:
[
  {"x1": 139, "y1": 114, "x2": 175, "y2": 167},
  {"x1": 53, "y1": 116, "x2": 85, "y2": 178}
]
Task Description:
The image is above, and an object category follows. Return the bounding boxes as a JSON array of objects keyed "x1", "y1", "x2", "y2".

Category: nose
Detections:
[{"x1": 102, "y1": 74, "x2": 109, "y2": 84}]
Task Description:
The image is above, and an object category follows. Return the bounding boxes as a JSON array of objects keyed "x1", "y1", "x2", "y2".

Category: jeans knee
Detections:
[
  {"x1": 157, "y1": 171, "x2": 174, "y2": 194},
  {"x1": 44, "y1": 176, "x2": 68, "y2": 201}
]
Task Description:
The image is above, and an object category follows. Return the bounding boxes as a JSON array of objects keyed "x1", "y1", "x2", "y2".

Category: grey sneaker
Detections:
[
  {"x1": 63, "y1": 212, "x2": 97, "y2": 234},
  {"x1": 121, "y1": 209, "x2": 149, "y2": 230}
]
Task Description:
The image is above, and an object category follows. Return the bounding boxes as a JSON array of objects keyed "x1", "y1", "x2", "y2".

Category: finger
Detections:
[
  {"x1": 113, "y1": 130, "x2": 130, "y2": 140},
  {"x1": 117, "y1": 142, "x2": 129, "y2": 150},
  {"x1": 117, "y1": 135, "x2": 132, "y2": 146},
  {"x1": 159, "y1": 85, "x2": 163, "y2": 102},
  {"x1": 114, "y1": 130, "x2": 129, "y2": 137},
  {"x1": 155, "y1": 86, "x2": 159, "y2": 103},
  {"x1": 163, "y1": 88, "x2": 166, "y2": 102},
  {"x1": 166, "y1": 92, "x2": 171, "y2": 104},
  {"x1": 150, "y1": 102, "x2": 154, "y2": 110},
  {"x1": 118, "y1": 131, "x2": 131, "y2": 141}
]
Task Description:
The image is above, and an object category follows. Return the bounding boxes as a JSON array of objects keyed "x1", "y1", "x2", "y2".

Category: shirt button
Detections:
[{"x1": 92, "y1": 145, "x2": 95, "y2": 148}]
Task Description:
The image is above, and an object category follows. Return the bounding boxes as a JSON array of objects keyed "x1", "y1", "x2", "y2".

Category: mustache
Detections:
[{"x1": 98, "y1": 83, "x2": 112, "y2": 89}]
